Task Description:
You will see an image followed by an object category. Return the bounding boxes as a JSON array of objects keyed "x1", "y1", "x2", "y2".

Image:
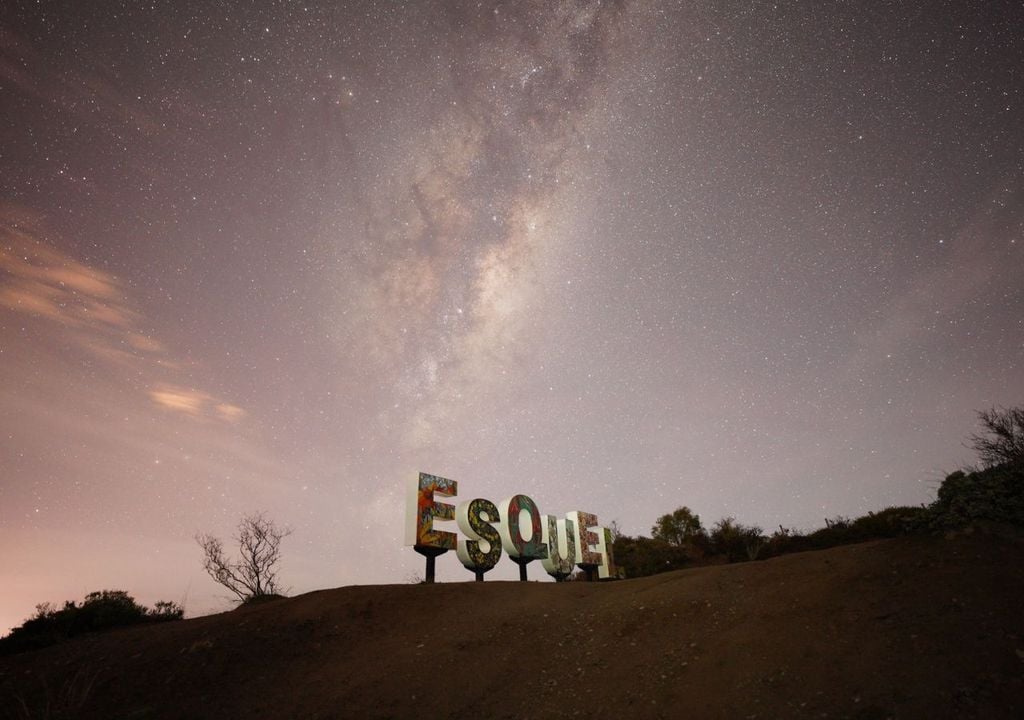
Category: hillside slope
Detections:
[{"x1": 2, "y1": 532, "x2": 1023, "y2": 719}]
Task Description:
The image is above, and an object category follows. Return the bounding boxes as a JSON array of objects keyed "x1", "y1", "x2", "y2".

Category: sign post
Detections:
[{"x1": 415, "y1": 545, "x2": 447, "y2": 583}]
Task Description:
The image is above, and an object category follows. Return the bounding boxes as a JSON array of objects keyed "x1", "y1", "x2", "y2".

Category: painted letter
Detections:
[
  {"x1": 595, "y1": 526, "x2": 618, "y2": 579},
  {"x1": 566, "y1": 511, "x2": 602, "y2": 568},
  {"x1": 540, "y1": 514, "x2": 577, "y2": 579},
  {"x1": 497, "y1": 495, "x2": 549, "y2": 560},
  {"x1": 405, "y1": 472, "x2": 457, "y2": 550},
  {"x1": 456, "y1": 498, "x2": 502, "y2": 572}
]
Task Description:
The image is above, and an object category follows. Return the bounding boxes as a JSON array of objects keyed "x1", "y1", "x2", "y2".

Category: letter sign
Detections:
[
  {"x1": 497, "y1": 494, "x2": 549, "y2": 560},
  {"x1": 406, "y1": 472, "x2": 619, "y2": 582},
  {"x1": 456, "y1": 498, "x2": 502, "y2": 574},
  {"x1": 406, "y1": 472, "x2": 458, "y2": 550},
  {"x1": 540, "y1": 514, "x2": 577, "y2": 579}
]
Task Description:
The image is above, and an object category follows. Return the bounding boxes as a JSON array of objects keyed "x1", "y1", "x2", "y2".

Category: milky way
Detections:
[{"x1": 1, "y1": 0, "x2": 1022, "y2": 632}]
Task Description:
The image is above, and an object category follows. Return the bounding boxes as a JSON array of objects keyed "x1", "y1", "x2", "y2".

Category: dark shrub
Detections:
[
  {"x1": 710, "y1": 518, "x2": 766, "y2": 562},
  {"x1": 0, "y1": 590, "x2": 183, "y2": 656},
  {"x1": 928, "y1": 463, "x2": 1024, "y2": 529},
  {"x1": 613, "y1": 534, "x2": 692, "y2": 577}
]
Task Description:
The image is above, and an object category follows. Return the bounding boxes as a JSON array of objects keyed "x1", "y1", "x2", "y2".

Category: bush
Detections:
[
  {"x1": 612, "y1": 534, "x2": 693, "y2": 577},
  {"x1": 849, "y1": 506, "x2": 928, "y2": 537},
  {"x1": 0, "y1": 590, "x2": 183, "y2": 656},
  {"x1": 710, "y1": 518, "x2": 766, "y2": 562},
  {"x1": 650, "y1": 507, "x2": 704, "y2": 546},
  {"x1": 769, "y1": 507, "x2": 929, "y2": 554},
  {"x1": 926, "y1": 464, "x2": 1024, "y2": 529}
]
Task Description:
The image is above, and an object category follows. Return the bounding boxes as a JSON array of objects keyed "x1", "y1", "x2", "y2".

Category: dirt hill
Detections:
[{"x1": 2, "y1": 532, "x2": 1023, "y2": 719}]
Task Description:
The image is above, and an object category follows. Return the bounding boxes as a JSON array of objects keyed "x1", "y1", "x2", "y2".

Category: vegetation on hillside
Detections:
[
  {"x1": 0, "y1": 590, "x2": 183, "y2": 656},
  {"x1": 614, "y1": 405, "x2": 1024, "y2": 579}
]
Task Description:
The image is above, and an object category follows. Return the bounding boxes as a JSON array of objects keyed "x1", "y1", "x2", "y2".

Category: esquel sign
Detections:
[{"x1": 406, "y1": 472, "x2": 617, "y2": 582}]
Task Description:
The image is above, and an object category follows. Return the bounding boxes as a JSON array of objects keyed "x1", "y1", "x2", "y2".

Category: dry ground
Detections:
[{"x1": 2, "y1": 531, "x2": 1023, "y2": 719}]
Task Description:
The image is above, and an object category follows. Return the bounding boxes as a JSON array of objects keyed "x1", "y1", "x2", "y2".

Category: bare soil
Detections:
[{"x1": 2, "y1": 531, "x2": 1023, "y2": 719}]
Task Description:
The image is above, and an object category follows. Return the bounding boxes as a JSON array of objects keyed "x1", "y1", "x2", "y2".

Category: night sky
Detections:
[{"x1": 2, "y1": 0, "x2": 1022, "y2": 633}]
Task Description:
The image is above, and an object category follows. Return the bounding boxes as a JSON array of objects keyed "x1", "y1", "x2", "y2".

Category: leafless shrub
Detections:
[
  {"x1": 196, "y1": 512, "x2": 292, "y2": 603},
  {"x1": 969, "y1": 406, "x2": 1024, "y2": 469}
]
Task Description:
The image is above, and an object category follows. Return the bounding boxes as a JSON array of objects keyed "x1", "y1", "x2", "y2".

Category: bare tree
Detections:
[
  {"x1": 969, "y1": 406, "x2": 1024, "y2": 469},
  {"x1": 196, "y1": 512, "x2": 292, "y2": 602}
]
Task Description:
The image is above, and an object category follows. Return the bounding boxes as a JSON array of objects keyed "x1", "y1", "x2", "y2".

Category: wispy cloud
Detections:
[
  {"x1": 1, "y1": 205, "x2": 244, "y2": 422},
  {"x1": 0, "y1": 210, "x2": 136, "y2": 333},
  {"x1": 148, "y1": 385, "x2": 247, "y2": 423}
]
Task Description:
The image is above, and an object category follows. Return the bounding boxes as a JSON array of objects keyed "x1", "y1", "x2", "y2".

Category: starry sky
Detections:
[{"x1": 2, "y1": 0, "x2": 1022, "y2": 633}]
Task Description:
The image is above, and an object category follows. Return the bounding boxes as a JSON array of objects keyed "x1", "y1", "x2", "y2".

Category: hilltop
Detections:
[{"x1": 2, "y1": 531, "x2": 1023, "y2": 719}]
